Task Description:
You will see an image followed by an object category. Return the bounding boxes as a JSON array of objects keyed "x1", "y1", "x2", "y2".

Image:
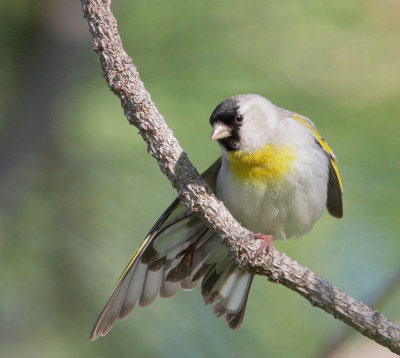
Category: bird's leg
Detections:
[{"x1": 254, "y1": 233, "x2": 274, "y2": 256}]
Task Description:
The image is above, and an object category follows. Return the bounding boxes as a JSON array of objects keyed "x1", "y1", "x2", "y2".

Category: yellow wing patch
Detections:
[
  {"x1": 291, "y1": 114, "x2": 342, "y2": 191},
  {"x1": 227, "y1": 143, "x2": 295, "y2": 184},
  {"x1": 115, "y1": 234, "x2": 153, "y2": 287}
]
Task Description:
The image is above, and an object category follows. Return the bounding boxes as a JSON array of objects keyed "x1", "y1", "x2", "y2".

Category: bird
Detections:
[{"x1": 89, "y1": 94, "x2": 343, "y2": 340}]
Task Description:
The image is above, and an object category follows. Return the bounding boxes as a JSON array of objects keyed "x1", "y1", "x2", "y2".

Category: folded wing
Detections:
[{"x1": 291, "y1": 114, "x2": 343, "y2": 218}]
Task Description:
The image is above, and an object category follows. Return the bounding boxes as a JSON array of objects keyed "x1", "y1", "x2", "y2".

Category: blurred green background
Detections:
[{"x1": 1, "y1": 1, "x2": 399, "y2": 357}]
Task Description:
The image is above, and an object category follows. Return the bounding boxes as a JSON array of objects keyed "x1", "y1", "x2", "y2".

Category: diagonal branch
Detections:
[{"x1": 81, "y1": 0, "x2": 400, "y2": 354}]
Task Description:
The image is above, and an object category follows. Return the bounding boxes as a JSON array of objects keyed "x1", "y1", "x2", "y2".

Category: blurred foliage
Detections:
[{"x1": 1, "y1": 1, "x2": 399, "y2": 357}]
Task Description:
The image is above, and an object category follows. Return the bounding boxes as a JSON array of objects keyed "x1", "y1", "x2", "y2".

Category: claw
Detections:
[{"x1": 254, "y1": 233, "x2": 274, "y2": 256}]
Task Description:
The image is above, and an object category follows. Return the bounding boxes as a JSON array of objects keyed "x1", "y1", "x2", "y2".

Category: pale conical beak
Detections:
[{"x1": 211, "y1": 123, "x2": 231, "y2": 140}]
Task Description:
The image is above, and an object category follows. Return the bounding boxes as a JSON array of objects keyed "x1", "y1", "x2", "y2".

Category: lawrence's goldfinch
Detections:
[{"x1": 89, "y1": 94, "x2": 343, "y2": 340}]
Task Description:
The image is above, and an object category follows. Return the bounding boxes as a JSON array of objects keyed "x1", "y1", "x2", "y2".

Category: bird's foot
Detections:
[{"x1": 254, "y1": 233, "x2": 274, "y2": 256}]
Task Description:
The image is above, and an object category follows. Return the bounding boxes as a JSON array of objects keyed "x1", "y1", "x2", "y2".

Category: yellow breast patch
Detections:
[{"x1": 227, "y1": 144, "x2": 295, "y2": 185}]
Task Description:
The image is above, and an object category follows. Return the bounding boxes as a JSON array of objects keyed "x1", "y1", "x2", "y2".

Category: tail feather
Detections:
[
  {"x1": 225, "y1": 273, "x2": 252, "y2": 312},
  {"x1": 165, "y1": 259, "x2": 192, "y2": 282},
  {"x1": 202, "y1": 260, "x2": 235, "y2": 304},
  {"x1": 225, "y1": 277, "x2": 253, "y2": 330},
  {"x1": 90, "y1": 267, "x2": 133, "y2": 339},
  {"x1": 180, "y1": 276, "x2": 200, "y2": 291},
  {"x1": 139, "y1": 267, "x2": 163, "y2": 307},
  {"x1": 151, "y1": 216, "x2": 198, "y2": 257},
  {"x1": 160, "y1": 277, "x2": 179, "y2": 298},
  {"x1": 118, "y1": 262, "x2": 146, "y2": 319},
  {"x1": 201, "y1": 261, "x2": 254, "y2": 330},
  {"x1": 218, "y1": 267, "x2": 240, "y2": 299},
  {"x1": 191, "y1": 234, "x2": 219, "y2": 271}
]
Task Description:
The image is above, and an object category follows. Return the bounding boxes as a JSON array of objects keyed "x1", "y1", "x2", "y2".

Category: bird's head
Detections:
[{"x1": 210, "y1": 94, "x2": 279, "y2": 154}]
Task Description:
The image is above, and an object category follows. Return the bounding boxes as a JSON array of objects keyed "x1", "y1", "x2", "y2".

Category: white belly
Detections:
[{"x1": 215, "y1": 152, "x2": 329, "y2": 240}]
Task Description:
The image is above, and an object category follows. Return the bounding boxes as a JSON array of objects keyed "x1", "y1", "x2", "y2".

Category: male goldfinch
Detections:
[{"x1": 89, "y1": 94, "x2": 343, "y2": 340}]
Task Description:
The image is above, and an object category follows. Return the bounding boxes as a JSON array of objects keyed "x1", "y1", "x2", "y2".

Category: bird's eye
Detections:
[{"x1": 235, "y1": 114, "x2": 243, "y2": 122}]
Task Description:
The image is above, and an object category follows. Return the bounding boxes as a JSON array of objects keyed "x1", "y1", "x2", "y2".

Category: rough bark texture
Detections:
[{"x1": 81, "y1": 0, "x2": 400, "y2": 354}]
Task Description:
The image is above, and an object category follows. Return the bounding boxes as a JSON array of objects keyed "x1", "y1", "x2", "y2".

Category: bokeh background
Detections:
[{"x1": 1, "y1": 1, "x2": 399, "y2": 357}]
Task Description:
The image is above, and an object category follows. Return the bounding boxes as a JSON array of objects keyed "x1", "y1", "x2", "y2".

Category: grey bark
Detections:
[{"x1": 81, "y1": 0, "x2": 400, "y2": 354}]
